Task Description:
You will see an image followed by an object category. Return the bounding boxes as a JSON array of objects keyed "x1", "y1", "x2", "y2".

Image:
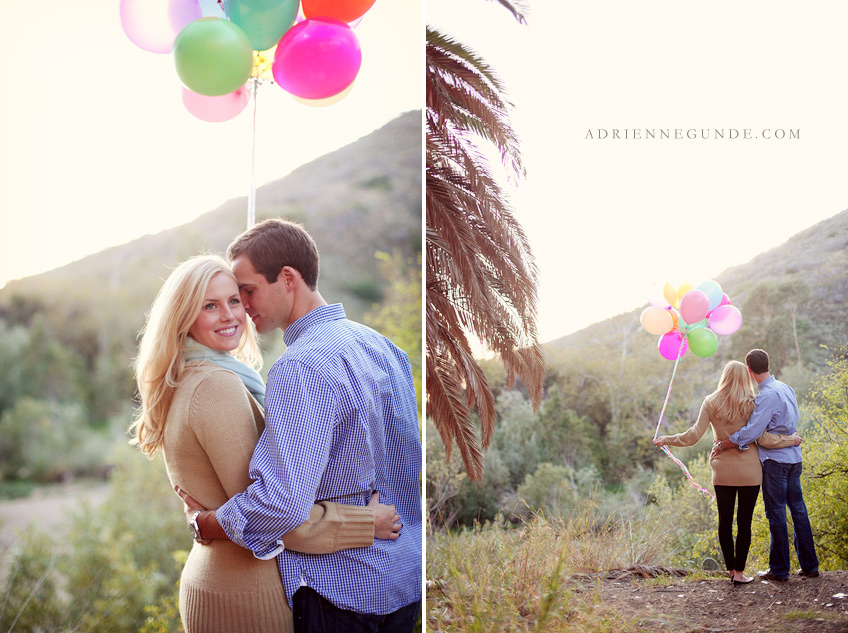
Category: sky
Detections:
[
  {"x1": 4, "y1": 3, "x2": 848, "y2": 346},
  {"x1": 428, "y1": 1, "x2": 848, "y2": 343},
  {"x1": 0, "y1": 0, "x2": 422, "y2": 289}
]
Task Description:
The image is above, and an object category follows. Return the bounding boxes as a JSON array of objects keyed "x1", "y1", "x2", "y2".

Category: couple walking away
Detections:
[
  {"x1": 131, "y1": 219, "x2": 422, "y2": 633},
  {"x1": 654, "y1": 349, "x2": 819, "y2": 584}
]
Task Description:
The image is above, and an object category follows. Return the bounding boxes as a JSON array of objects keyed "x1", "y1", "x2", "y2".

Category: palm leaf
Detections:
[{"x1": 426, "y1": 13, "x2": 546, "y2": 480}]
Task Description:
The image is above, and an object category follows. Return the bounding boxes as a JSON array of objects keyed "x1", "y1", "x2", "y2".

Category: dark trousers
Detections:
[
  {"x1": 761, "y1": 460, "x2": 819, "y2": 578},
  {"x1": 714, "y1": 484, "x2": 760, "y2": 572},
  {"x1": 293, "y1": 586, "x2": 420, "y2": 633}
]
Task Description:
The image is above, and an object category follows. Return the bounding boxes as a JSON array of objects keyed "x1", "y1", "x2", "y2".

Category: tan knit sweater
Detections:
[
  {"x1": 162, "y1": 361, "x2": 375, "y2": 633},
  {"x1": 662, "y1": 393, "x2": 796, "y2": 486}
]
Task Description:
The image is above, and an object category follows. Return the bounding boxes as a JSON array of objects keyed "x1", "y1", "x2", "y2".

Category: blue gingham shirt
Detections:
[
  {"x1": 729, "y1": 376, "x2": 803, "y2": 464},
  {"x1": 216, "y1": 304, "x2": 422, "y2": 615}
]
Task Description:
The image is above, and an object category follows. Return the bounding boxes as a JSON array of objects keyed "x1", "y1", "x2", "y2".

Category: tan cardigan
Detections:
[
  {"x1": 662, "y1": 393, "x2": 796, "y2": 486},
  {"x1": 163, "y1": 361, "x2": 374, "y2": 633}
]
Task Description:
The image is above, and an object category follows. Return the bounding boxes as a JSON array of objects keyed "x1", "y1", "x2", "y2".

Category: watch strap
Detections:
[{"x1": 189, "y1": 510, "x2": 203, "y2": 541}]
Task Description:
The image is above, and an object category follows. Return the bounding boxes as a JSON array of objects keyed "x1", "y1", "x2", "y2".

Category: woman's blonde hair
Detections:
[
  {"x1": 130, "y1": 255, "x2": 261, "y2": 457},
  {"x1": 711, "y1": 360, "x2": 756, "y2": 422}
]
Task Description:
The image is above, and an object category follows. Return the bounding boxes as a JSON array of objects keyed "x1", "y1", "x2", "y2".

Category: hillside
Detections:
[
  {"x1": 544, "y1": 207, "x2": 848, "y2": 379},
  {"x1": 0, "y1": 110, "x2": 421, "y2": 339}
]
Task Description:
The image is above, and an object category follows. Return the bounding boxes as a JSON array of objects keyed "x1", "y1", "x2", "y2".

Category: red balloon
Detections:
[{"x1": 301, "y1": 0, "x2": 375, "y2": 23}]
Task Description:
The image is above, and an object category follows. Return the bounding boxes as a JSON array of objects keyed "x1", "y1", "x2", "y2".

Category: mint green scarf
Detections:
[{"x1": 183, "y1": 338, "x2": 265, "y2": 408}]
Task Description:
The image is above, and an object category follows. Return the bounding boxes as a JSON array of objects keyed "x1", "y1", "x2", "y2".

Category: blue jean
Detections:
[
  {"x1": 761, "y1": 460, "x2": 819, "y2": 578},
  {"x1": 293, "y1": 586, "x2": 421, "y2": 633}
]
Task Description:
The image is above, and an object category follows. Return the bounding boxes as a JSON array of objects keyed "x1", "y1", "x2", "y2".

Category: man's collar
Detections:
[{"x1": 283, "y1": 304, "x2": 346, "y2": 346}]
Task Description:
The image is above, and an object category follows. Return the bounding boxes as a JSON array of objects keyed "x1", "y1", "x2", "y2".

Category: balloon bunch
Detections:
[
  {"x1": 120, "y1": 0, "x2": 374, "y2": 122},
  {"x1": 641, "y1": 279, "x2": 743, "y2": 500},
  {"x1": 640, "y1": 280, "x2": 743, "y2": 361}
]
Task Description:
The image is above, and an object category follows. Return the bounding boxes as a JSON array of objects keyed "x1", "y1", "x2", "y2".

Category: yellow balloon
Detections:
[
  {"x1": 663, "y1": 281, "x2": 677, "y2": 307},
  {"x1": 291, "y1": 81, "x2": 355, "y2": 107},
  {"x1": 676, "y1": 282, "x2": 693, "y2": 305},
  {"x1": 640, "y1": 306, "x2": 674, "y2": 336}
]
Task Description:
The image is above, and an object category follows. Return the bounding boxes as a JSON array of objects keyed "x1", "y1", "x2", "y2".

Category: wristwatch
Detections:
[{"x1": 188, "y1": 510, "x2": 204, "y2": 541}]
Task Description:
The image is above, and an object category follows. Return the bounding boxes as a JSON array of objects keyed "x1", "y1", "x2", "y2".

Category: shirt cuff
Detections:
[
  {"x1": 215, "y1": 504, "x2": 285, "y2": 560},
  {"x1": 254, "y1": 539, "x2": 285, "y2": 560},
  {"x1": 727, "y1": 431, "x2": 749, "y2": 450},
  {"x1": 729, "y1": 431, "x2": 748, "y2": 447}
]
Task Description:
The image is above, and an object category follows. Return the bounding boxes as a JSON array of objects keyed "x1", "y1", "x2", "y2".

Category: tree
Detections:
[
  {"x1": 800, "y1": 347, "x2": 848, "y2": 568},
  {"x1": 733, "y1": 278, "x2": 812, "y2": 373},
  {"x1": 364, "y1": 250, "x2": 423, "y2": 415},
  {"x1": 426, "y1": 0, "x2": 545, "y2": 481}
]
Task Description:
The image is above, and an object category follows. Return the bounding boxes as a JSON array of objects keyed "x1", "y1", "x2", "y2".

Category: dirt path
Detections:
[
  {"x1": 0, "y1": 482, "x2": 110, "y2": 553},
  {"x1": 588, "y1": 568, "x2": 848, "y2": 632}
]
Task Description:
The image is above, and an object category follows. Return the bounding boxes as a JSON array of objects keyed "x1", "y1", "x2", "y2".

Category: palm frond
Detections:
[
  {"x1": 485, "y1": 0, "x2": 530, "y2": 24},
  {"x1": 425, "y1": 14, "x2": 545, "y2": 481}
]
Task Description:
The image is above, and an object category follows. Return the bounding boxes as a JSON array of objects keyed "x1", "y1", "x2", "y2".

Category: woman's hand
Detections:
[
  {"x1": 175, "y1": 485, "x2": 223, "y2": 544},
  {"x1": 652, "y1": 436, "x2": 669, "y2": 447},
  {"x1": 710, "y1": 440, "x2": 725, "y2": 460},
  {"x1": 792, "y1": 433, "x2": 803, "y2": 446},
  {"x1": 369, "y1": 492, "x2": 402, "y2": 541}
]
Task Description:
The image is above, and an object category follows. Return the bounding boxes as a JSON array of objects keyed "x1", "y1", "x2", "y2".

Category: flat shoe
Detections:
[{"x1": 796, "y1": 569, "x2": 820, "y2": 578}]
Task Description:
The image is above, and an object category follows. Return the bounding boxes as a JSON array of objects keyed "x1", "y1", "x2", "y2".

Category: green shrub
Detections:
[
  {"x1": 0, "y1": 397, "x2": 110, "y2": 481},
  {"x1": 512, "y1": 462, "x2": 576, "y2": 520},
  {"x1": 0, "y1": 445, "x2": 187, "y2": 632},
  {"x1": 0, "y1": 531, "x2": 63, "y2": 632},
  {"x1": 799, "y1": 347, "x2": 848, "y2": 568}
]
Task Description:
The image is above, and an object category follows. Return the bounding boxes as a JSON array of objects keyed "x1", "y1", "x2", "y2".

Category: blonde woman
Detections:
[
  {"x1": 653, "y1": 361, "x2": 800, "y2": 585},
  {"x1": 131, "y1": 255, "x2": 399, "y2": 633}
]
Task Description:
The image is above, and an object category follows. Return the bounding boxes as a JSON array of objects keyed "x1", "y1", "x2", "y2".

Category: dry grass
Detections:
[{"x1": 426, "y1": 505, "x2": 680, "y2": 632}]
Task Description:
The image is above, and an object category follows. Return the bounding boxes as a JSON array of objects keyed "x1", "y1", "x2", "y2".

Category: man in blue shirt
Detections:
[
  {"x1": 716, "y1": 348, "x2": 819, "y2": 582},
  {"x1": 182, "y1": 219, "x2": 422, "y2": 631}
]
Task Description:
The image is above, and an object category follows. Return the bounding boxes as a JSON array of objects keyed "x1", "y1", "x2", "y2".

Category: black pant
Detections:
[
  {"x1": 293, "y1": 586, "x2": 420, "y2": 633},
  {"x1": 714, "y1": 484, "x2": 760, "y2": 572}
]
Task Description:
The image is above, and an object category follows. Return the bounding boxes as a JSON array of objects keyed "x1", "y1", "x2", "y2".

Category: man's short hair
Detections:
[
  {"x1": 227, "y1": 219, "x2": 320, "y2": 290},
  {"x1": 745, "y1": 349, "x2": 770, "y2": 374}
]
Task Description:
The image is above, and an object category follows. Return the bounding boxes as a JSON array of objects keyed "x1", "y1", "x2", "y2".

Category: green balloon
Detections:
[
  {"x1": 228, "y1": 0, "x2": 299, "y2": 52},
  {"x1": 173, "y1": 18, "x2": 254, "y2": 97},
  {"x1": 688, "y1": 328, "x2": 718, "y2": 358}
]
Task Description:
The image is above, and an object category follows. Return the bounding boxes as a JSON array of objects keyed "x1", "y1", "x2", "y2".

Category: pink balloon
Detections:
[
  {"x1": 706, "y1": 293, "x2": 732, "y2": 319},
  {"x1": 708, "y1": 305, "x2": 743, "y2": 335},
  {"x1": 120, "y1": 0, "x2": 202, "y2": 54},
  {"x1": 169, "y1": 0, "x2": 204, "y2": 29},
  {"x1": 182, "y1": 85, "x2": 250, "y2": 122},
  {"x1": 679, "y1": 289, "x2": 710, "y2": 325},
  {"x1": 658, "y1": 331, "x2": 688, "y2": 360},
  {"x1": 272, "y1": 18, "x2": 362, "y2": 100}
]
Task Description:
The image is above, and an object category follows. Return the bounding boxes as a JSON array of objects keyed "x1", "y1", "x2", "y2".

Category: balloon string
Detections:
[
  {"x1": 248, "y1": 78, "x2": 258, "y2": 230},
  {"x1": 653, "y1": 338, "x2": 684, "y2": 440},
  {"x1": 653, "y1": 337, "x2": 715, "y2": 500},
  {"x1": 661, "y1": 445, "x2": 715, "y2": 500}
]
